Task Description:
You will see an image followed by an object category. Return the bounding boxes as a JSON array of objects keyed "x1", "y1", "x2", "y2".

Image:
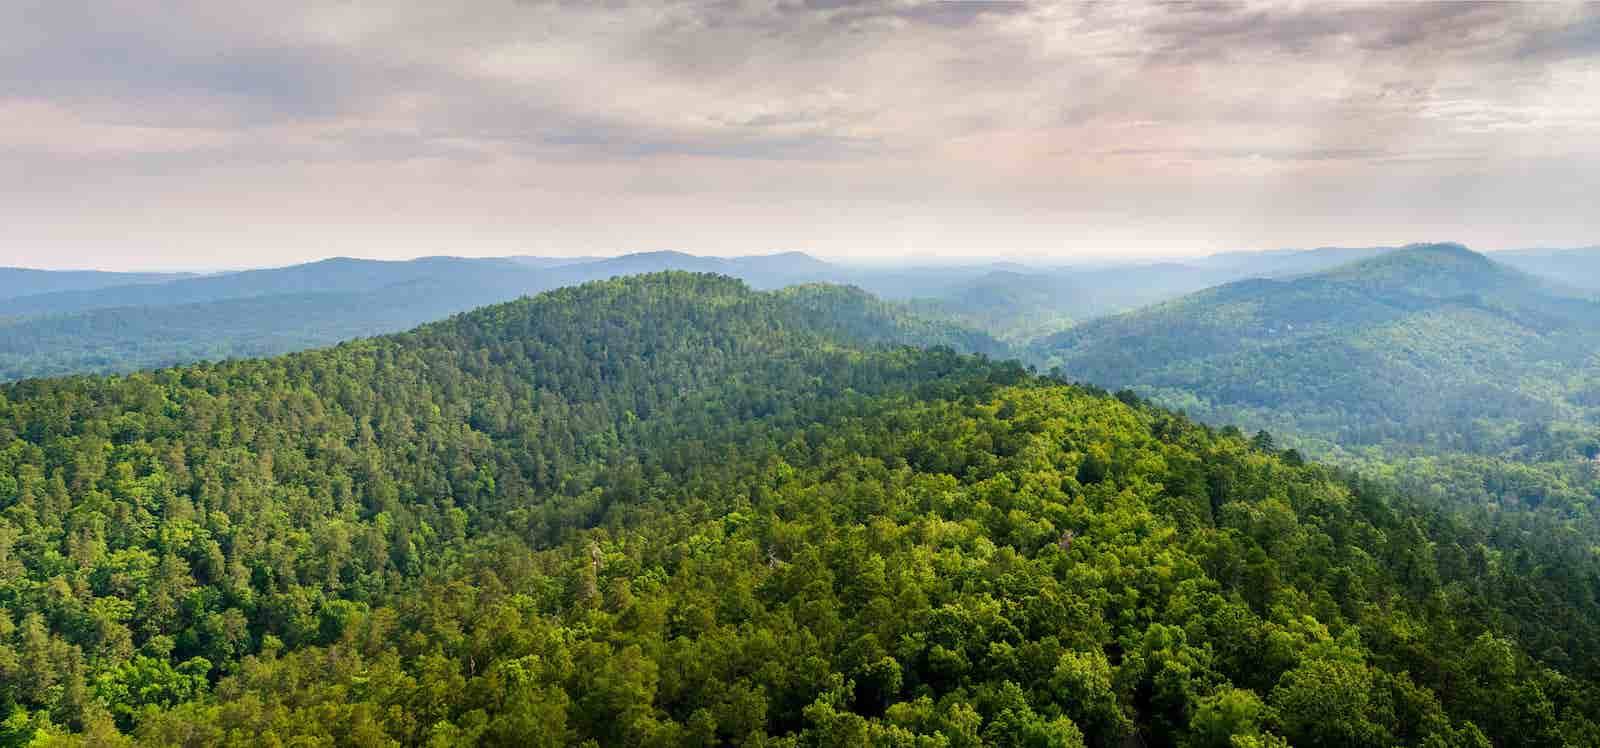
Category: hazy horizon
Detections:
[
  {"x1": 9, "y1": 241, "x2": 1596, "y2": 276},
  {"x1": 4, "y1": 1, "x2": 1598, "y2": 270}
]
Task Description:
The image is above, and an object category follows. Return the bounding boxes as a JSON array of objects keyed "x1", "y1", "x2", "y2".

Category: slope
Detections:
[
  {"x1": 0, "y1": 278, "x2": 524, "y2": 381},
  {"x1": 777, "y1": 283, "x2": 1014, "y2": 359},
  {"x1": 0, "y1": 268, "x2": 194, "y2": 301},
  {"x1": 1495, "y1": 246, "x2": 1600, "y2": 293},
  {"x1": 1192, "y1": 246, "x2": 1399, "y2": 277},
  {"x1": 906, "y1": 271, "x2": 1080, "y2": 342},
  {"x1": 1, "y1": 273, "x2": 1597, "y2": 746},
  {"x1": 896, "y1": 247, "x2": 1418, "y2": 346},
  {"x1": 1035, "y1": 243, "x2": 1600, "y2": 457},
  {"x1": 0, "y1": 253, "x2": 931, "y2": 381},
  {"x1": 0, "y1": 256, "x2": 549, "y2": 318},
  {"x1": 0, "y1": 246, "x2": 1456, "y2": 381},
  {"x1": 0, "y1": 252, "x2": 848, "y2": 321},
  {"x1": 904, "y1": 264, "x2": 1240, "y2": 343}
]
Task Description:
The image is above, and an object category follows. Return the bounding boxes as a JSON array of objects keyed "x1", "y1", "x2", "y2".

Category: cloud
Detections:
[{"x1": 1, "y1": 0, "x2": 1597, "y2": 267}]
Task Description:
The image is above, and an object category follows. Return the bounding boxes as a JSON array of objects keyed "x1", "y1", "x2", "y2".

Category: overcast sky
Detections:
[{"x1": 3, "y1": 1, "x2": 1598, "y2": 270}]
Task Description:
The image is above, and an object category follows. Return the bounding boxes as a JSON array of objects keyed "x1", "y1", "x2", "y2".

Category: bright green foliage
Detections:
[
  {"x1": 0, "y1": 273, "x2": 1596, "y2": 745},
  {"x1": 1185, "y1": 687, "x2": 1267, "y2": 748}
]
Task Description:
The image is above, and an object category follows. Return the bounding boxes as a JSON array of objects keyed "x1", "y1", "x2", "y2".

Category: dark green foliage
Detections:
[
  {"x1": 0, "y1": 272, "x2": 1596, "y2": 746},
  {"x1": 777, "y1": 284, "x2": 1014, "y2": 359},
  {"x1": 1037, "y1": 244, "x2": 1600, "y2": 461}
]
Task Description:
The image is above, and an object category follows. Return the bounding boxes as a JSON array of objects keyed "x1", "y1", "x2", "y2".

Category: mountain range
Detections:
[
  {"x1": 0, "y1": 253, "x2": 849, "y2": 380},
  {"x1": 0, "y1": 268, "x2": 195, "y2": 301},
  {"x1": 1492, "y1": 246, "x2": 1600, "y2": 292},
  {"x1": 3, "y1": 272, "x2": 1596, "y2": 745},
  {"x1": 14, "y1": 243, "x2": 1590, "y2": 383},
  {"x1": 6, "y1": 244, "x2": 1600, "y2": 461}
]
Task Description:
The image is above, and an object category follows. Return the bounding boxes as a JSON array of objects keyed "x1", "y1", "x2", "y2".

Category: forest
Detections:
[
  {"x1": 6, "y1": 245, "x2": 1550, "y2": 384},
  {"x1": 2, "y1": 273, "x2": 1599, "y2": 746},
  {"x1": 1036, "y1": 244, "x2": 1600, "y2": 483},
  {"x1": 12, "y1": 0, "x2": 1600, "y2": 742}
]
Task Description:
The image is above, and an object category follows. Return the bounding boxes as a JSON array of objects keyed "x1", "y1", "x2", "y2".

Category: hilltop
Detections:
[
  {"x1": 1036, "y1": 243, "x2": 1600, "y2": 457},
  {"x1": 3, "y1": 243, "x2": 1597, "y2": 385},
  {"x1": 3, "y1": 273, "x2": 1597, "y2": 745},
  {"x1": 0, "y1": 252, "x2": 892, "y2": 381}
]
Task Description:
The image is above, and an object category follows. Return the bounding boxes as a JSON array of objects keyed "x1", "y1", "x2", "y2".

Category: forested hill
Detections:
[
  {"x1": 1035, "y1": 243, "x2": 1600, "y2": 459},
  {"x1": 0, "y1": 253, "x2": 987, "y2": 382},
  {"x1": 0, "y1": 245, "x2": 1497, "y2": 382},
  {"x1": 775, "y1": 283, "x2": 1013, "y2": 359},
  {"x1": 898, "y1": 248, "x2": 1416, "y2": 346},
  {"x1": 2, "y1": 273, "x2": 1599, "y2": 746},
  {"x1": 0, "y1": 253, "x2": 838, "y2": 321},
  {"x1": 15, "y1": 244, "x2": 1583, "y2": 382},
  {"x1": 0, "y1": 258, "x2": 560, "y2": 381},
  {"x1": 0, "y1": 255, "x2": 828, "y2": 382}
]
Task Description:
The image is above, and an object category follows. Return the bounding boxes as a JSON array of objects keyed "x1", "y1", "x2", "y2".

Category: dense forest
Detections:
[
  {"x1": 2, "y1": 273, "x2": 1599, "y2": 746},
  {"x1": 1036, "y1": 244, "x2": 1600, "y2": 461}
]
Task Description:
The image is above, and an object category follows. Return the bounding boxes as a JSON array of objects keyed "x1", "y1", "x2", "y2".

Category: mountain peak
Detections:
[
  {"x1": 753, "y1": 250, "x2": 826, "y2": 263},
  {"x1": 1396, "y1": 241, "x2": 1470, "y2": 252},
  {"x1": 1347, "y1": 242, "x2": 1484, "y2": 266},
  {"x1": 1311, "y1": 242, "x2": 1530, "y2": 299},
  {"x1": 1390, "y1": 241, "x2": 1488, "y2": 263}
]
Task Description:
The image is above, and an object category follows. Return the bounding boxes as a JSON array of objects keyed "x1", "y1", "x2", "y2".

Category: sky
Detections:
[{"x1": 3, "y1": 1, "x2": 1599, "y2": 270}]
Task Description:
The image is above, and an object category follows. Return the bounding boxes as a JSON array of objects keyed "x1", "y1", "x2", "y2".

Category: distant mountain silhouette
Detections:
[
  {"x1": 0, "y1": 267, "x2": 195, "y2": 301},
  {"x1": 0, "y1": 251, "x2": 989, "y2": 380},
  {"x1": 1493, "y1": 246, "x2": 1600, "y2": 292}
]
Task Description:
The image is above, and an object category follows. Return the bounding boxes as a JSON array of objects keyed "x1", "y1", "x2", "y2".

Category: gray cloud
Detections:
[{"x1": 1, "y1": 0, "x2": 1597, "y2": 268}]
